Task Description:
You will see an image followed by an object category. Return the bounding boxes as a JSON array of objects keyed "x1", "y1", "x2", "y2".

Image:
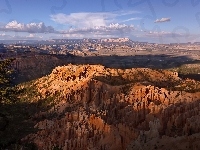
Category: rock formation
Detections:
[{"x1": 19, "y1": 64, "x2": 200, "y2": 150}]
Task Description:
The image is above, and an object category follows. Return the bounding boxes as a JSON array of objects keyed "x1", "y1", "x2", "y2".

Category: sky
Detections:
[{"x1": 0, "y1": 0, "x2": 200, "y2": 43}]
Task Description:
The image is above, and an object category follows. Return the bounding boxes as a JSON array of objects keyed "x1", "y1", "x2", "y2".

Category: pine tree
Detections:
[{"x1": 0, "y1": 58, "x2": 16, "y2": 104}]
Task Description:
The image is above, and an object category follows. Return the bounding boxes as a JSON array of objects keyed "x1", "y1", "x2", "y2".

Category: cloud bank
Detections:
[
  {"x1": 59, "y1": 23, "x2": 135, "y2": 35},
  {"x1": 0, "y1": 20, "x2": 55, "y2": 33},
  {"x1": 0, "y1": 33, "x2": 43, "y2": 40},
  {"x1": 50, "y1": 11, "x2": 139, "y2": 28},
  {"x1": 0, "y1": 12, "x2": 184, "y2": 43},
  {"x1": 48, "y1": 11, "x2": 138, "y2": 38}
]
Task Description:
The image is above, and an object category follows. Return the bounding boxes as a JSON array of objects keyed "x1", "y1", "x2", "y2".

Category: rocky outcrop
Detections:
[{"x1": 20, "y1": 64, "x2": 200, "y2": 150}]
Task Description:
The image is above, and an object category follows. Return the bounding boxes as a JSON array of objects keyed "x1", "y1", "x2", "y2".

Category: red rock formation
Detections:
[{"x1": 20, "y1": 64, "x2": 200, "y2": 149}]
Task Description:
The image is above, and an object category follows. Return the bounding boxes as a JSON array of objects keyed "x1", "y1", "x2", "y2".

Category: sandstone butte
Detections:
[{"x1": 19, "y1": 64, "x2": 200, "y2": 150}]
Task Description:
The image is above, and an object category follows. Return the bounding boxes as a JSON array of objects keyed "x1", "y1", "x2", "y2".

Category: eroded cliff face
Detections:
[{"x1": 20, "y1": 64, "x2": 200, "y2": 150}]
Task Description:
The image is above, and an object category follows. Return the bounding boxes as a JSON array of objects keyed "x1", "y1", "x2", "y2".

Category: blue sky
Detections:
[{"x1": 0, "y1": 0, "x2": 200, "y2": 43}]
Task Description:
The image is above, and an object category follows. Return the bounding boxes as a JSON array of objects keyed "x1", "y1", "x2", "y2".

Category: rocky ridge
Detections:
[{"x1": 19, "y1": 64, "x2": 200, "y2": 150}]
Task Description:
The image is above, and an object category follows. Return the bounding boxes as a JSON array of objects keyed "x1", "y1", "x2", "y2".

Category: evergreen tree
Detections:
[{"x1": 0, "y1": 58, "x2": 16, "y2": 104}]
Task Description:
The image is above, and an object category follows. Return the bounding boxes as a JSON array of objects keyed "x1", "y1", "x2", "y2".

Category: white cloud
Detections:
[
  {"x1": 0, "y1": 21, "x2": 136, "y2": 40},
  {"x1": 147, "y1": 31, "x2": 172, "y2": 36},
  {"x1": 0, "y1": 10, "x2": 140, "y2": 39},
  {"x1": 143, "y1": 31, "x2": 185, "y2": 38},
  {"x1": 154, "y1": 18, "x2": 171, "y2": 23},
  {"x1": 1, "y1": 20, "x2": 55, "y2": 33},
  {"x1": 50, "y1": 11, "x2": 139, "y2": 28},
  {"x1": 0, "y1": 32, "x2": 44, "y2": 40},
  {"x1": 51, "y1": 12, "x2": 108, "y2": 28},
  {"x1": 26, "y1": 34, "x2": 34, "y2": 38},
  {"x1": 49, "y1": 11, "x2": 139, "y2": 38},
  {"x1": 48, "y1": 23, "x2": 135, "y2": 39},
  {"x1": 58, "y1": 23, "x2": 135, "y2": 38},
  {"x1": 0, "y1": 10, "x2": 141, "y2": 40},
  {"x1": 0, "y1": 33, "x2": 6, "y2": 36}
]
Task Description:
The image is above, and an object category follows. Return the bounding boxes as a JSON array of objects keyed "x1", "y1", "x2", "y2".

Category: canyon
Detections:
[{"x1": 16, "y1": 64, "x2": 200, "y2": 150}]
